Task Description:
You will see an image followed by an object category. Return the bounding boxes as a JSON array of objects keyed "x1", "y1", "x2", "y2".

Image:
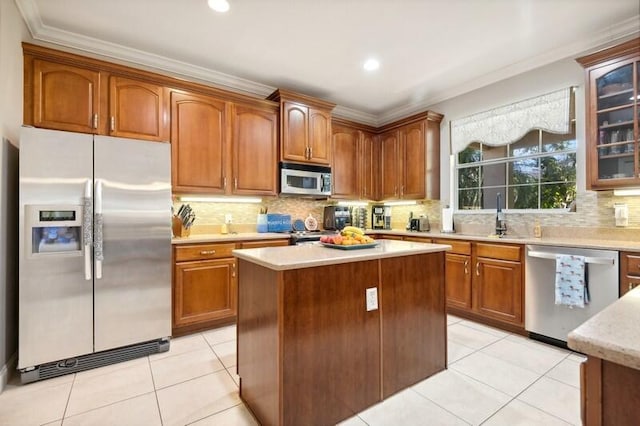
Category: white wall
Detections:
[
  {"x1": 0, "y1": 0, "x2": 29, "y2": 390},
  {"x1": 427, "y1": 57, "x2": 586, "y2": 207}
]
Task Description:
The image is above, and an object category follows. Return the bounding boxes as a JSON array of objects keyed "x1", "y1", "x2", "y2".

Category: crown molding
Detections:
[
  {"x1": 16, "y1": 0, "x2": 640, "y2": 126},
  {"x1": 378, "y1": 15, "x2": 640, "y2": 125}
]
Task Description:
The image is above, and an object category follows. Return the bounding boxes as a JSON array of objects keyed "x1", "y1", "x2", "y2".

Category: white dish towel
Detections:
[{"x1": 555, "y1": 254, "x2": 589, "y2": 308}]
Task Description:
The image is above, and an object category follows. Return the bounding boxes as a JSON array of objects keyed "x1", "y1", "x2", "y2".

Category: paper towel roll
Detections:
[{"x1": 441, "y1": 207, "x2": 454, "y2": 232}]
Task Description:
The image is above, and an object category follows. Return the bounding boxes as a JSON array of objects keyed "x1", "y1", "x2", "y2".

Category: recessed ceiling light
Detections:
[
  {"x1": 363, "y1": 58, "x2": 380, "y2": 71},
  {"x1": 208, "y1": 0, "x2": 230, "y2": 13}
]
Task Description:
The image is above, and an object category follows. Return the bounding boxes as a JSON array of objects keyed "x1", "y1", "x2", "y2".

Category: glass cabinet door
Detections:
[{"x1": 595, "y1": 61, "x2": 637, "y2": 181}]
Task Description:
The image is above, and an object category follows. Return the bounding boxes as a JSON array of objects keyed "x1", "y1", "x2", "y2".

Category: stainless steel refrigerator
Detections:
[{"x1": 18, "y1": 127, "x2": 171, "y2": 382}]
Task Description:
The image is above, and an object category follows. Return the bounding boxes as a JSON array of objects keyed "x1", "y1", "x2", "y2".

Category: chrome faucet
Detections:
[{"x1": 495, "y1": 193, "x2": 507, "y2": 236}]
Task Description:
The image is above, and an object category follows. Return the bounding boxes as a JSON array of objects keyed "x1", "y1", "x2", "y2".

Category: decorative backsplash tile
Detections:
[{"x1": 174, "y1": 189, "x2": 640, "y2": 239}]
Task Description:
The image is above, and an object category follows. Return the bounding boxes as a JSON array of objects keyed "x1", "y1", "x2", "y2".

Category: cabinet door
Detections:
[
  {"x1": 474, "y1": 257, "x2": 523, "y2": 325},
  {"x1": 109, "y1": 76, "x2": 169, "y2": 141},
  {"x1": 331, "y1": 124, "x2": 360, "y2": 198},
  {"x1": 174, "y1": 258, "x2": 237, "y2": 327},
  {"x1": 171, "y1": 91, "x2": 227, "y2": 193},
  {"x1": 380, "y1": 130, "x2": 400, "y2": 199},
  {"x1": 587, "y1": 59, "x2": 639, "y2": 189},
  {"x1": 281, "y1": 101, "x2": 309, "y2": 162},
  {"x1": 32, "y1": 59, "x2": 101, "y2": 134},
  {"x1": 361, "y1": 131, "x2": 379, "y2": 200},
  {"x1": 400, "y1": 121, "x2": 426, "y2": 199},
  {"x1": 232, "y1": 104, "x2": 278, "y2": 195},
  {"x1": 308, "y1": 107, "x2": 332, "y2": 165},
  {"x1": 445, "y1": 253, "x2": 472, "y2": 310}
]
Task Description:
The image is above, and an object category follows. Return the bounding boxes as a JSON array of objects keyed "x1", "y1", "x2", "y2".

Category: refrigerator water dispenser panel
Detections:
[{"x1": 26, "y1": 205, "x2": 83, "y2": 256}]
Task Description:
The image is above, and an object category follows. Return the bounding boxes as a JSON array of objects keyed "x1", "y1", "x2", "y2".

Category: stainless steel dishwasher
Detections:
[{"x1": 525, "y1": 244, "x2": 619, "y2": 344}]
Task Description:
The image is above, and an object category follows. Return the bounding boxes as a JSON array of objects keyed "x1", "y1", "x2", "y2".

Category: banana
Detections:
[{"x1": 341, "y1": 226, "x2": 364, "y2": 236}]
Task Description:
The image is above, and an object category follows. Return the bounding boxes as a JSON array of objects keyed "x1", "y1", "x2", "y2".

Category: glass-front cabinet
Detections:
[{"x1": 578, "y1": 38, "x2": 640, "y2": 189}]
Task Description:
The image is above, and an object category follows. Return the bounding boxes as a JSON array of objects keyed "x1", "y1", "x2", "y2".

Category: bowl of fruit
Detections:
[{"x1": 319, "y1": 227, "x2": 377, "y2": 250}]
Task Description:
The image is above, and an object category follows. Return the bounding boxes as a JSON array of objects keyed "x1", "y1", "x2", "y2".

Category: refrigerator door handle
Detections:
[
  {"x1": 83, "y1": 180, "x2": 93, "y2": 281},
  {"x1": 94, "y1": 179, "x2": 104, "y2": 280}
]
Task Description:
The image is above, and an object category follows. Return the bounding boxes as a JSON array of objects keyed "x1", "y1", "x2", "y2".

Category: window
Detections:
[{"x1": 456, "y1": 125, "x2": 576, "y2": 210}]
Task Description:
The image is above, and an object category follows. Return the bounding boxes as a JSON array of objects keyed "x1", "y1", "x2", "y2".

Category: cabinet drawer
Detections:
[
  {"x1": 403, "y1": 236, "x2": 432, "y2": 243},
  {"x1": 476, "y1": 243, "x2": 521, "y2": 261},
  {"x1": 175, "y1": 243, "x2": 236, "y2": 261},
  {"x1": 624, "y1": 254, "x2": 640, "y2": 276},
  {"x1": 433, "y1": 239, "x2": 471, "y2": 255},
  {"x1": 240, "y1": 239, "x2": 289, "y2": 249}
]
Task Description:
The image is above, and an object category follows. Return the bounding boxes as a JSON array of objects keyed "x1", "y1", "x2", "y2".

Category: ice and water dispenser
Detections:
[{"x1": 26, "y1": 205, "x2": 83, "y2": 256}]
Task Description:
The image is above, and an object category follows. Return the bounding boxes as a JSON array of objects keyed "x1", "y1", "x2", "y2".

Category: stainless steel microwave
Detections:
[{"x1": 280, "y1": 162, "x2": 331, "y2": 197}]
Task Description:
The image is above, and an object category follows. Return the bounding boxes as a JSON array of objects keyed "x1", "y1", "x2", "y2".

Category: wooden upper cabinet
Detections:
[
  {"x1": 331, "y1": 123, "x2": 360, "y2": 199},
  {"x1": 380, "y1": 130, "x2": 400, "y2": 199},
  {"x1": 109, "y1": 76, "x2": 169, "y2": 141},
  {"x1": 577, "y1": 38, "x2": 640, "y2": 190},
  {"x1": 308, "y1": 108, "x2": 332, "y2": 164},
  {"x1": 171, "y1": 91, "x2": 228, "y2": 194},
  {"x1": 268, "y1": 89, "x2": 335, "y2": 166},
  {"x1": 400, "y1": 120, "x2": 426, "y2": 199},
  {"x1": 281, "y1": 102, "x2": 309, "y2": 163},
  {"x1": 30, "y1": 59, "x2": 101, "y2": 134},
  {"x1": 231, "y1": 103, "x2": 278, "y2": 195},
  {"x1": 361, "y1": 131, "x2": 379, "y2": 201}
]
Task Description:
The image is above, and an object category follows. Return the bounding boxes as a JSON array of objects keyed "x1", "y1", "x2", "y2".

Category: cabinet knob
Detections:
[
  {"x1": 110, "y1": 116, "x2": 115, "y2": 132},
  {"x1": 200, "y1": 250, "x2": 216, "y2": 255},
  {"x1": 630, "y1": 282, "x2": 637, "y2": 291},
  {"x1": 234, "y1": 177, "x2": 238, "y2": 190},
  {"x1": 464, "y1": 260, "x2": 469, "y2": 275},
  {"x1": 309, "y1": 147, "x2": 313, "y2": 159},
  {"x1": 92, "y1": 113, "x2": 98, "y2": 129},
  {"x1": 476, "y1": 261, "x2": 480, "y2": 276},
  {"x1": 223, "y1": 177, "x2": 227, "y2": 189}
]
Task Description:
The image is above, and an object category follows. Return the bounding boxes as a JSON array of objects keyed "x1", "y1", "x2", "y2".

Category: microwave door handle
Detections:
[
  {"x1": 83, "y1": 179, "x2": 92, "y2": 281},
  {"x1": 94, "y1": 179, "x2": 104, "y2": 280}
]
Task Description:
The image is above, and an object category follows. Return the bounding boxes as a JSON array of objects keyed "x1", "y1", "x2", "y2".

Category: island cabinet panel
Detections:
[
  {"x1": 380, "y1": 253, "x2": 446, "y2": 398},
  {"x1": 581, "y1": 356, "x2": 640, "y2": 426},
  {"x1": 237, "y1": 261, "x2": 280, "y2": 426},
  {"x1": 281, "y1": 261, "x2": 381, "y2": 425}
]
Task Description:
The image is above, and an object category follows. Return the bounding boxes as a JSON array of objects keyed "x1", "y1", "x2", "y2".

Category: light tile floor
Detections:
[{"x1": 0, "y1": 315, "x2": 584, "y2": 425}]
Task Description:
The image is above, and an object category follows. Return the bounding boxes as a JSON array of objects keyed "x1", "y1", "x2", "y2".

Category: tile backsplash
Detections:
[{"x1": 174, "y1": 189, "x2": 640, "y2": 239}]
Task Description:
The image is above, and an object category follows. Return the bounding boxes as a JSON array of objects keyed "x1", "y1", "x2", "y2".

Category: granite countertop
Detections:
[
  {"x1": 568, "y1": 286, "x2": 640, "y2": 370},
  {"x1": 368, "y1": 229, "x2": 640, "y2": 251},
  {"x1": 233, "y1": 239, "x2": 451, "y2": 271},
  {"x1": 172, "y1": 228, "x2": 640, "y2": 251},
  {"x1": 172, "y1": 232, "x2": 290, "y2": 244}
]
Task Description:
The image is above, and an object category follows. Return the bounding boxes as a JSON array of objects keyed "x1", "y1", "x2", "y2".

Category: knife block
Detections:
[{"x1": 172, "y1": 215, "x2": 190, "y2": 237}]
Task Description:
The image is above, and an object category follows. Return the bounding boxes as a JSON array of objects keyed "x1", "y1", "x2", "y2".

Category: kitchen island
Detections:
[
  {"x1": 568, "y1": 285, "x2": 640, "y2": 426},
  {"x1": 233, "y1": 239, "x2": 450, "y2": 426}
]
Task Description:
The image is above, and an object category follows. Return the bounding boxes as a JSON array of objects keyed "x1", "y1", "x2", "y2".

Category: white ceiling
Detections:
[{"x1": 16, "y1": 0, "x2": 640, "y2": 125}]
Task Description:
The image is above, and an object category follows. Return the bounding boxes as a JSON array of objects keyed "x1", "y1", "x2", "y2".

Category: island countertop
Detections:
[
  {"x1": 568, "y1": 285, "x2": 640, "y2": 370},
  {"x1": 232, "y1": 239, "x2": 451, "y2": 271}
]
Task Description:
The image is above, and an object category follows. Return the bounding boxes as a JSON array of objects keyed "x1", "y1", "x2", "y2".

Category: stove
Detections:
[{"x1": 289, "y1": 230, "x2": 338, "y2": 245}]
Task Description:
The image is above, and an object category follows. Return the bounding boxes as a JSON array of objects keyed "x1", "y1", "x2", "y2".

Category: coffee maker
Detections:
[
  {"x1": 323, "y1": 206, "x2": 351, "y2": 230},
  {"x1": 372, "y1": 205, "x2": 391, "y2": 230}
]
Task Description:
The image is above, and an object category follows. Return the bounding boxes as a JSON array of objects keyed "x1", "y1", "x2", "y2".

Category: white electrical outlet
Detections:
[
  {"x1": 225, "y1": 213, "x2": 233, "y2": 224},
  {"x1": 366, "y1": 287, "x2": 378, "y2": 311}
]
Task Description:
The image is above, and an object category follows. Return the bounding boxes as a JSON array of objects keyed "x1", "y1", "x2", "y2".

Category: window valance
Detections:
[{"x1": 450, "y1": 88, "x2": 572, "y2": 154}]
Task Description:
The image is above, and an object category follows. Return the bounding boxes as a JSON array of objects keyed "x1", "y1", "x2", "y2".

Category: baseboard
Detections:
[{"x1": 0, "y1": 352, "x2": 17, "y2": 393}]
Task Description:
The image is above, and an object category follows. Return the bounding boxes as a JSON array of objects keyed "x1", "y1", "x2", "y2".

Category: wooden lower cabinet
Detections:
[
  {"x1": 437, "y1": 239, "x2": 524, "y2": 330},
  {"x1": 581, "y1": 356, "x2": 640, "y2": 425},
  {"x1": 619, "y1": 251, "x2": 640, "y2": 296},
  {"x1": 237, "y1": 252, "x2": 446, "y2": 425},
  {"x1": 172, "y1": 239, "x2": 288, "y2": 336},
  {"x1": 173, "y1": 258, "x2": 236, "y2": 328}
]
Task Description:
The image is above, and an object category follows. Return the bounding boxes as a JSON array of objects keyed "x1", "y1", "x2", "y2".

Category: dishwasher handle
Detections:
[{"x1": 527, "y1": 250, "x2": 615, "y2": 265}]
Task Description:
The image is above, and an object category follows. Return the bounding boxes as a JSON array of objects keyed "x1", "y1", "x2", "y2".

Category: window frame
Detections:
[{"x1": 454, "y1": 127, "x2": 577, "y2": 213}]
